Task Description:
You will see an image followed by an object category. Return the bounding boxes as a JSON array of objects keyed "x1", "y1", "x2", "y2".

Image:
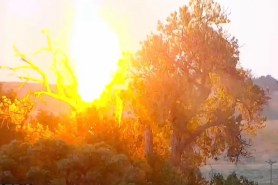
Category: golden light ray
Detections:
[{"x1": 70, "y1": 0, "x2": 121, "y2": 103}]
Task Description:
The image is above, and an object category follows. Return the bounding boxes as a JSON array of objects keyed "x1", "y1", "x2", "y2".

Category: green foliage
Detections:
[
  {"x1": 0, "y1": 139, "x2": 142, "y2": 185},
  {"x1": 209, "y1": 172, "x2": 258, "y2": 185},
  {"x1": 147, "y1": 160, "x2": 207, "y2": 185},
  {"x1": 0, "y1": 133, "x2": 259, "y2": 185},
  {"x1": 152, "y1": 163, "x2": 188, "y2": 185}
]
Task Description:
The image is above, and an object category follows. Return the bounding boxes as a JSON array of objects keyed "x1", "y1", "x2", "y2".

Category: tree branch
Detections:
[
  {"x1": 183, "y1": 120, "x2": 224, "y2": 146},
  {"x1": 14, "y1": 45, "x2": 52, "y2": 93}
]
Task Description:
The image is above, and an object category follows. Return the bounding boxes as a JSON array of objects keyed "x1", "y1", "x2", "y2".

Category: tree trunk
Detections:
[
  {"x1": 144, "y1": 126, "x2": 153, "y2": 160},
  {"x1": 171, "y1": 133, "x2": 182, "y2": 167}
]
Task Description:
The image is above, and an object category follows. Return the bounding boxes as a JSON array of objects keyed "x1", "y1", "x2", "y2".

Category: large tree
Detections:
[{"x1": 122, "y1": 0, "x2": 268, "y2": 169}]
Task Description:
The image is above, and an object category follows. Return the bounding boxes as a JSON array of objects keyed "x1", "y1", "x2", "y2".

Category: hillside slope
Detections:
[
  {"x1": 253, "y1": 75, "x2": 278, "y2": 92},
  {"x1": 0, "y1": 82, "x2": 72, "y2": 116},
  {"x1": 253, "y1": 75, "x2": 278, "y2": 120}
]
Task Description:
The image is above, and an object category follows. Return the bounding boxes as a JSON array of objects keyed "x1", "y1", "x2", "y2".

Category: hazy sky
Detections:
[{"x1": 0, "y1": 0, "x2": 277, "y2": 81}]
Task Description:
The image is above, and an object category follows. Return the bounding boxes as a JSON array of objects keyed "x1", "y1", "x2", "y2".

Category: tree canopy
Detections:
[
  {"x1": 0, "y1": 139, "x2": 143, "y2": 185},
  {"x1": 121, "y1": 0, "x2": 268, "y2": 169}
]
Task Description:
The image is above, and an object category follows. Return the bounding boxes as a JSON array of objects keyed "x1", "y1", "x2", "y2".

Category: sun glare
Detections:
[{"x1": 70, "y1": 1, "x2": 121, "y2": 103}]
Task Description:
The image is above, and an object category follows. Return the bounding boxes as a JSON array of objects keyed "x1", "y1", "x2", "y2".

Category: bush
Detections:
[
  {"x1": 0, "y1": 139, "x2": 141, "y2": 185},
  {"x1": 209, "y1": 172, "x2": 258, "y2": 185}
]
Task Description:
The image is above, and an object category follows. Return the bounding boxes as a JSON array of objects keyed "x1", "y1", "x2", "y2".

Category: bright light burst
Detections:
[{"x1": 70, "y1": 0, "x2": 121, "y2": 103}]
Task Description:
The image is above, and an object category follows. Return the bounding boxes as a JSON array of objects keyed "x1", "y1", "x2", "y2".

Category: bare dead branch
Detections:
[{"x1": 14, "y1": 45, "x2": 52, "y2": 93}]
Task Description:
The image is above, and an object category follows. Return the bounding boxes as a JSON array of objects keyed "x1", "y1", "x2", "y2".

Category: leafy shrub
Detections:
[
  {"x1": 209, "y1": 172, "x2": 258, "y2": 185},
  {"x1": 0, "y1": 139, "x2": 142, "y2": 185}
]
